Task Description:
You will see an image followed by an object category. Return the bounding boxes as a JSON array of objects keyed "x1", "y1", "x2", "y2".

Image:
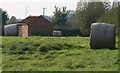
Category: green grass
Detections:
[{"x1": 2, "y1": 36, "x2": 119, "y2": 71}]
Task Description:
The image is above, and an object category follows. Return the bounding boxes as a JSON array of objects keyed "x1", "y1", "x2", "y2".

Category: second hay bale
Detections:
[
  {"x1": 53, "y1": 30, "x2": 62, "y2": 36},
  {"x1": 90, "y1": 23, "x2": 116, "y2": 49}
]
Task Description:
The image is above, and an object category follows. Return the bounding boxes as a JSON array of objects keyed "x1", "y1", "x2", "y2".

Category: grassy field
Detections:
[{"x1": 1, "y1": 36, "x2": 119, "y2": 71}]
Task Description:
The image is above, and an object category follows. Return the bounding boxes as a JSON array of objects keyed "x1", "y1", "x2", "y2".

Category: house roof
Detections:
[{"x1": 21, "y1": 15, "x2": 53, "y2": 24}]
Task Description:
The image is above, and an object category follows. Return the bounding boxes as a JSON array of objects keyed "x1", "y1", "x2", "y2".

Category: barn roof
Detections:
[{"x1": 21, "y1": 15, "x2": 53, "y2": 24}]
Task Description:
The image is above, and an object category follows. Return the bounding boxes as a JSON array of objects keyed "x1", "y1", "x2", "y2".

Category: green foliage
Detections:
[
  {"x1": 54, "y1": 27, "x2": 81, "y2": 36},
  {"x1": 97, "y1": 5, "x2": 119, "y2": 35},
  {"x1": 2, "y1": 36, "x2": 118, "y2": 71},
  {"x1": 66, "y1": 11, "x2": 77, "y2": 28},
  {"x1": 53, "y1": 6, "x2": 70, "y2": 26},
  {"x1": 118, "y1": 3, "x2": 120, "y2": 53},
  {"x1": 76, "y1": 1, "x2": 111, "y2": 36},
  {"x1": 7, "y1": 16, "x2": 17, "y2": 24},
  {"x1": 0, "y1": 10, "x2": 2, "y2": 36},
  {"x1": 97, "y1": 7, "x2": 118, "y2": 33},
  {"x1": 0, "y1": 8, "x2": 9, "y2": 35},
  {"x1": 98, "y1": 7, "x2": 118, "y2": 25}
]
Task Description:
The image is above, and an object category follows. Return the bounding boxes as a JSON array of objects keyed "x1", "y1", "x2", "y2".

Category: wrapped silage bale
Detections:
[
  {"x1": 4, "y1": 24, "x2": 18, "y2": 36},
  {"x1": 90, "y1": 23, "x2": 116, "y2": 49},
  {"x1": 53, "y1": 30, "x2": 62, "y2": 36}
]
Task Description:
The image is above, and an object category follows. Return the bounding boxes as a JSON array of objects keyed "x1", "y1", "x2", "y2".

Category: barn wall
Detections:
[{"x1": 26, "y1": 16, "x2": 53, "y2": 36}]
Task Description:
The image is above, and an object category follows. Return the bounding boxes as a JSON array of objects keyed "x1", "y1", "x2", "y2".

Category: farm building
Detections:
[{"x1": 4, "y1": 15, "x2": 54, "y2": 36}]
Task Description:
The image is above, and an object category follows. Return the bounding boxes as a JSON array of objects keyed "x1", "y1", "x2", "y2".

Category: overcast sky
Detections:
[{"x1": 0, "y1": 0, "x2": 117, "y2": 19}]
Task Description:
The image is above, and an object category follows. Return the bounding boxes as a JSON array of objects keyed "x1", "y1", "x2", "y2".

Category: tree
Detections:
[
  {"x1": 0, "y1": 8, "x2": 9, "y2": 35},
  {"x1": 7, "y1": 16, "x2": 17, "y2": 24},
  {"x1": 66, "y1": 11, "x2": 77, "y2": 28},
  {"x1": 0, "y1": 9, "x2": 2, "y2": 36},
  {"x1": 118, "y1": 2, "x2": 120, "y2": 43},
  {"x1": 76, "y1": 1, "x2": 111, "y2": 36},
  {"x1": 53, "y1": 6, "x2": 70, "y2": 27},
  {"x1": 97, "y1": 7, "x2": 118, "y2": 34}
]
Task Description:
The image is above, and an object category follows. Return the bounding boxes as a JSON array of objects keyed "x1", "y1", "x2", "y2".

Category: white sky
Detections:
[{"x1": 0, "y1": 0, "x2": 117, "y2": 19}]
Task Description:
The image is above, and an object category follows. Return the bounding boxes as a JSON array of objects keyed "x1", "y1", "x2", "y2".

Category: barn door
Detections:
[{"x1": 21, "y1": 24, "x2": 28, "y2": 36}]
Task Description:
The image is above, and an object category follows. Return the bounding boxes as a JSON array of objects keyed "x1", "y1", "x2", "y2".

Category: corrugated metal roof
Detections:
[{"x1": 21, "y1": 15, "x2": 53, "y2": 24}]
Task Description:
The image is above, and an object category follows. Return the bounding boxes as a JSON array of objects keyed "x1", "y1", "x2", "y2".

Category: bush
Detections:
[{"x1": 54, "y1": 27, "x2": 81, "y2": 36}]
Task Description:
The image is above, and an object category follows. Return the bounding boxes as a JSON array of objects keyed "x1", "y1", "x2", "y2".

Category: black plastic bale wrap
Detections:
[{"x1": 90, "y1": 23, "x2": 116, "y2": 49}]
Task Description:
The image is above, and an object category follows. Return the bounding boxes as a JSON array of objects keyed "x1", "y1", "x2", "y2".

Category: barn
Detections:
[
  {"x1": 4, "y1": 15, "x2": 54, "y2": 36},
  {"x1": 21, "y1": 15, "x2": 53, "y2": 36}
]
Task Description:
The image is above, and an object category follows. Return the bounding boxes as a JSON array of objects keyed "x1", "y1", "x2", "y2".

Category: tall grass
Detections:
[{"x1": 2, "y1": 36, "x2": 118, "y2": 71}]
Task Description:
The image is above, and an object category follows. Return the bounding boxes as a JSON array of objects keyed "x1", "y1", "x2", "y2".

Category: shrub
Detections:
[{"x1": 54, "y1": 27, "x2": 81, "y2": 36}]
